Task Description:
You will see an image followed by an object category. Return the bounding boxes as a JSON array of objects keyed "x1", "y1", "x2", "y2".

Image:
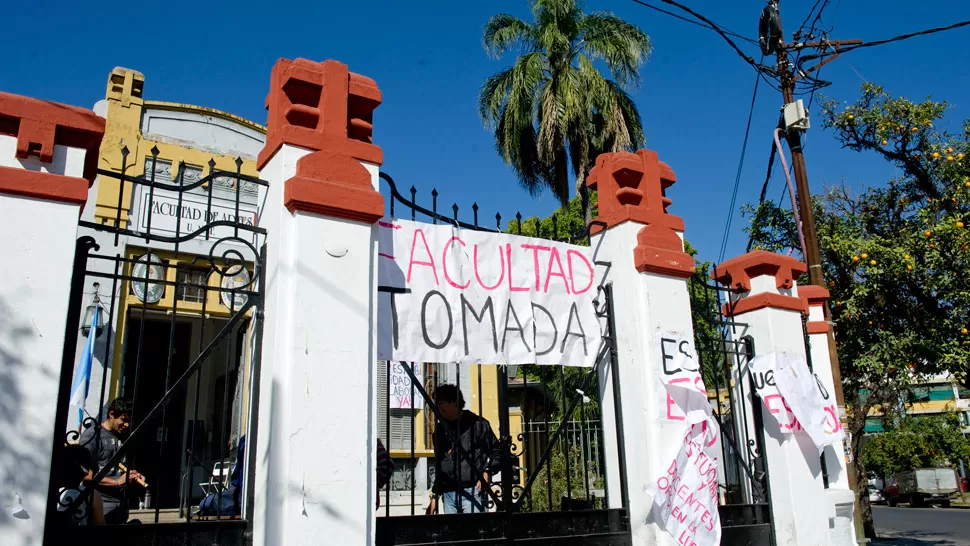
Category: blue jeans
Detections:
[{"x1": 441, "y1": 487, "x2": 485, "y2": 514}]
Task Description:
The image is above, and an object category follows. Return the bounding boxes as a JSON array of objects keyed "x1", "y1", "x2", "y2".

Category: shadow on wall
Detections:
[{"x1": 0, "y1": 295, "x2": 58, "y2": 546}]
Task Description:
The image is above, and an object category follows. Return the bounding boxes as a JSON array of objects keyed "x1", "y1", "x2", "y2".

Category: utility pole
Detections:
[{"x1": 763, "y1": 0, "x2": 866, "y2": 538}]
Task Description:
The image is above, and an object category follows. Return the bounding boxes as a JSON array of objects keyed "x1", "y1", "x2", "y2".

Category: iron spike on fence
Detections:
[
  {"x1": 409, "y1": 186, "x2": 417, "y2": 221},
  {"x1": 472, "y1": 203, "x2": 479, "y2": 228},
  {"x1": 452, "y1": 203, "x2": 459, "y2": 225},
  {"x1": 431, "y1": 189, "x2": 439, "y2": 224},
  {"x1": 515, "y1": 212, "x2": 522, "y2": 235},
  {"x1": 496, "y1": 212, "x2": 501, "y2": 231}
]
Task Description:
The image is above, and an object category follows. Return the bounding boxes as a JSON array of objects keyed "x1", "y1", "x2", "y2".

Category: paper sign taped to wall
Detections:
[
  {"x1": 655, "y1": 331, "x2": 713, "y2": 424},
  {"x1": 647, "y1": 417, "x2": 722, "y2": 546},
  {"x1": 388, "y1": 361, "x2": 423, "y2": 409},
  {"x1": 749, "y1": 352, "x2": 844, "y2": 452},
  {"x1": 376, "y1": 218, "x2": 600, "y2": 366}
]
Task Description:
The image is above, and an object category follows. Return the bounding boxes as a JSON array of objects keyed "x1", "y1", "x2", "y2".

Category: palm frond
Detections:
[
  {"x1": 578, "y1": 12, "x2": 651, "y2": 88},
  {"x1": 483, "y1": 14, "x2": 535, "y2": 58}
]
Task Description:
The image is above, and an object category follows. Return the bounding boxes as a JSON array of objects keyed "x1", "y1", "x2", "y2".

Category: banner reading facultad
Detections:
[{"x1": 376, "y1": 218, "x2": 600, "y2": 367}]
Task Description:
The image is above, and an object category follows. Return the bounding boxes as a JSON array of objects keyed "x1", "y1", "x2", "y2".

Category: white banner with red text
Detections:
[
  {"x1": 654, "y1": 331, "x2": 712, "y2": 425},
  {"x1": 376, "y1": 218, "x2": 600, "y2": 366},
  {"x1": 749, "y1": 352, "x2": 845, "y2": 452},
  {"x1": 647, "y1": 417, "x2": 722, "y2": 546}
]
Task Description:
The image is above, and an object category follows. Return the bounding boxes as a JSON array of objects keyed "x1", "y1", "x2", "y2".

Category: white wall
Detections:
[{"x1": 0, "y1": 135, "x2": 87, "y2": 545}]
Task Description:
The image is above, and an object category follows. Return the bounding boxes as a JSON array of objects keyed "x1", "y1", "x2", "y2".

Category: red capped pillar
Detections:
[
  {"x1": 0, "y1": 92, "x2": 105, "y2": 544},
  {"x1": 253, "y1": 58, "x2": 384, "y2": 546}
]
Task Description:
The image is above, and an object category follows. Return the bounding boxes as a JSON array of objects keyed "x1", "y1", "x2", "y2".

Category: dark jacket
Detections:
[{"x1": 432, "y1": 410, "x2": 502, "y2": 494}]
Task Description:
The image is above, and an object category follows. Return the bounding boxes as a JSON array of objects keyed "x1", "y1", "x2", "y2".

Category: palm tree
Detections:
[{"x1": 479, "y1": 0, "x2": 651, "y2": 217}]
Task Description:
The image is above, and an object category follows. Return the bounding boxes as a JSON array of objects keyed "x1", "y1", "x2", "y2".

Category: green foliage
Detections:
[
  {"x1": 480, "y1": 0, "x2": 651, "y2": 210},
  {"x1": 862, "y1": 414, "x2": 970, "y2": 479},
  {"x1": 744, "y1": 84, "x2": 970, "y2": 534},
  {"x1": 522, "y1": 444, "x2": 602, "y2": 512}
]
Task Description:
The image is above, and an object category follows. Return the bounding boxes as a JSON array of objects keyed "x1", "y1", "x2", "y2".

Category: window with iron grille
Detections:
[{"x1": 176, "y1": 268, "x2": 210, "y2": 304}]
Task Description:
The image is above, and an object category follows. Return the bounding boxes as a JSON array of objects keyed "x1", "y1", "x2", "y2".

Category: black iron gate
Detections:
[
  {"x1": 374, "y1": 173, "x2": 631, "y2": 546},
  {"x1": 44, "y1": 148, "x2": 266, "y2": 545},
  {"x1": 690, "y1": 276, "x2": 775, "y2": 546}
]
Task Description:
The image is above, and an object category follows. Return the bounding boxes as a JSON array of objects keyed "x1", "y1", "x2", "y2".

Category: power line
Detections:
[
  {"x1": 718, "y1": 57, "x2": 764, "y2": 263},
  {"x1": 799, "y1": 18, "x2": 970, "y2": 67},
  {"x1": 629, "y1": 0, "x2": 758, "y2": 45},
  {"x1": 796, "y1": 0, "x2": 825, "y2": 35}
]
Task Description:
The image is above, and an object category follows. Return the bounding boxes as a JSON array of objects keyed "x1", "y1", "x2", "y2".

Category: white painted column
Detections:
[
  {"x1": 251, "y1": 58, "x2": 384, "y2": 546},
  {"x1": 801, "y1": 285, "x2": 857, "y2": 546},
  {"x1": 588, "y1": 150, "x2": 698, "y2": 546},
  {"x1": 715, "y1": 251, "x2": 830, "y2": 546},
  {"x1": 0, "y1": 92, "x2": 104, "y2": 546}
]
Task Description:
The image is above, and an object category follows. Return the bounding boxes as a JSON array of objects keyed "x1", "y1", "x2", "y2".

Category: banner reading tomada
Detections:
[{"x1": 376, "y1": 218, "x2": 600, "y2": 366}]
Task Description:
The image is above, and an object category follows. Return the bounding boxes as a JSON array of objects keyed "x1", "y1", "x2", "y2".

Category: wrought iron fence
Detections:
[
  {"x1": 45, "y1": 148, "x2": 267, "y2": 543},
  {"x1": 374, "y1": 172, "x2": 626, "y2": 525}
]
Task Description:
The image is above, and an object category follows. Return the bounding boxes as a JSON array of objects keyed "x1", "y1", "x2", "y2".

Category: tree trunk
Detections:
[
  {"x1": 849, "y1": 405, "x2": 878, "y2": 540},
  {"x1": 577, "y1": 172, "x2": 591, "y2": 226}
]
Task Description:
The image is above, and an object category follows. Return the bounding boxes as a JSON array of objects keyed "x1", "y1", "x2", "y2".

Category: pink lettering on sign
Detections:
[
  {"x1": 544, "y1": 247, "x2": 571, "y2": 294},
  {"x1": 520, "y1": 243, "x2": 551, "y2": 291},
  {"x1": 764, "y1": 394, "x2": 801, "y2": 431},
  {"x1": 473, "y1": 244, "x2": 505, "y2": 290},
  {"x1": 506, "y1": 244, "x2": 530, "y2": 292},
  {"x1": 663, "y1": 376, "x2": 708, "y2": 422},
  {"x1": 442, "y1": 237, "x2": 470, "y2": 289},
  {"x1": 407, "y1": 229, "x2": 439, "y2": 285},
  {"x1": 567, "y1": 249, "x2": 594, "y2": 295},
  {"x1": 824, "y1": 405, "x2": 842, "y2": 434}
]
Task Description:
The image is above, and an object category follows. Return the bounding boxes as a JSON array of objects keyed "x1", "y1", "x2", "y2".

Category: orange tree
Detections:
[{"x1": 744, "y1": 83, "x2": 970, "y2": 538}]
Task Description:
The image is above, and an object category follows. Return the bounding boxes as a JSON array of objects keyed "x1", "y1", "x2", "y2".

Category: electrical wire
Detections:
[
  {"x1": 796, "y1": 0, "x2": 825, "y2": 36},
  {"x1": 799, "y1": 18, "x2": 970, "y2": 66},
  {"x1": 629, "y1": 0, "x2": 757, "y2": 44},
  {"x1": 718, "y1": 57, "x2": 764, "y2": 263}
]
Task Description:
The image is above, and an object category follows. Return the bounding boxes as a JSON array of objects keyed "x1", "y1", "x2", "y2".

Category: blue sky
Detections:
[{"x1": 3, "y1": 0, "x2": 968, "y2": 263}]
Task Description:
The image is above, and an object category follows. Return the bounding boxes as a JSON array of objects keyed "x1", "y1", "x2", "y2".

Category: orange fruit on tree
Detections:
[
  {"x1": 963, "y1": 328, "x2": 968, "y2": 335},
  {"x1": 861, "y1": 253, "x2": 869, "y2": 259},
  {"x1": 912, "y1": 126, "x2": 919, "y2": 132},
  {"x1": 947, "y1": 147, "x2": 954, "y2": 154},
  {"x1": 870, "y1": 259, "x2": 877, "y2": 266},
  {"x1": 948, "y1": 156, "x2": 955, "y2": 162},
  {"x1": 925, "y1": 230, "x2": 932, "y2": 237},
  {"x1": 882, "y1": 140, "x2": 888, "y2": 146},
  {"x1": 959, "y1": 153, "x2": 966, "y2": 160},
  {"x1": 852, "y1": 255, "x2": 860, "y2": 262},
  {"x1": 930, "y1": 243, "x2": 937, "y2": 249},
  {"x1": 958, "y1": 221, "x2": 965, "y2": 228},
  {"x1": 904, "y1": 253, "x2": 911, "y2": 259},
  {"x1": 906, "y1": 264, "x2": 913, "y2": 271},
  {"x1": 932, "y1": 152, "x2": 941, "y2": 159},
  {"x1": 848, "y1": 114, "x2": 855, "y2": 120}
]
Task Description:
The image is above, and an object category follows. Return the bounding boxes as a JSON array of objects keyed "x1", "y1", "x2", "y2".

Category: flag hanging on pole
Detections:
[{"x1": 69, "y1": 305, "x2": 100, "y2": 432}]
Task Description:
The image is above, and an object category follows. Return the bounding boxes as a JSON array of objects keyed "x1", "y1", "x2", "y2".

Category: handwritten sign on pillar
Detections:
[
  {"x1": 749, "y1": 352, "x2": 845, "y2": 453},
  {"x1": 389, "y1": 362, "x2": 423, "y2": 409},
  {"x1": 655, "y1": 332, "x2": 711, "y2": 424},
  {"x1": 647, "y1": 417, "x2": 722, "y2": 546},
  {"x1": 376, "y1": 218, "x2": 599, "y2": 367}
]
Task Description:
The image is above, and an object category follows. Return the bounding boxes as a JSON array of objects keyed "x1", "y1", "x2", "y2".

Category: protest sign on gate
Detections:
[
  {"x1": 376, "y1": 218, "x2": 600, "y2": 366},
  {"x1": 388, "y1": 361, "x2": 423, "y2": 409},
  {"x1": 749, "y1": 352, "x2": 844, "y2": 452},
  {"x1": 655, "y1": 331, "x2": 710, "y2": 424},
  {"x1": 647, "y1": 417, "x2": 722, "y2": 546}
]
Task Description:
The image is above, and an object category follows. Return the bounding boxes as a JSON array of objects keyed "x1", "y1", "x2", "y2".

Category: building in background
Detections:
[
  {"x1": 864, "y1": 373, "x2": 970, "y2": 436},
  {"x1": 70, "y1": 67, "x2": 265, "y2": 513}
]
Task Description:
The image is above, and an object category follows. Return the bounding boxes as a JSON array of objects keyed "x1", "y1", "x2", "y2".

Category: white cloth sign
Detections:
[
  {"x1": 655, "y1": 331, "x2": 712, "y2": 424},
  {"x1": 389, "y1": 362, "x2": 423, "y2": 409},
  {"x1": 749, "y1": 352, "x2": 845, "y2": 452},
  {"x1": 647, "y1": 417, "x2": 722, "y2": 546},
  {"x1": 376, "y1": 218, "x2": 599, "y2": 366}
]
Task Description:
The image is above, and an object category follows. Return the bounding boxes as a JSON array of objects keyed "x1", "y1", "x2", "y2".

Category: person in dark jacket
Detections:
[{"x1": 428, "y1": 384, "x2": 501, "y2": 514}]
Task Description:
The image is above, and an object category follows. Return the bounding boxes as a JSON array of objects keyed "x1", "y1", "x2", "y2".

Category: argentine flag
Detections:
[{"x1": 69, "y1": 305, "x2": 100, "y2": 432}]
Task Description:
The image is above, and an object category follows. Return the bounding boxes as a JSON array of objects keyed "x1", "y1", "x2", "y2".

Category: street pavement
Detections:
[{"x1": 872, "y1": 505, "x2": 970, "y2": 546}]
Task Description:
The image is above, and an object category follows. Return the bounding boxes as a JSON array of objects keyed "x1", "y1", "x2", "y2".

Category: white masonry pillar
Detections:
[
  {"x1": 714, "y1": 251, "x2": 830, "y2": 546},
  {"x1": 0, "y1": 92, "x2": 105, "y2": 545},
  {"x1": 588, "y1": 150, "x2": 699, "y2": 546},
  {"x1": 800, "y1": 285, "x2": 857, "y2": 545},
  {"x1": 252, "y1": 59, "x2": 384, "y2": 546}
]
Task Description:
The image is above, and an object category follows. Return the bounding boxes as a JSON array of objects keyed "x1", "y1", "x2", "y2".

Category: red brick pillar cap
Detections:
[
  {"x1": 0, "y1": 92, "x2": 105, "y2": 206},
  {"x1": 799, "y1": 284, "x2": 831, "y2": 334},
  {"x1": 260, "y1": 58, "x2": 384, "y2": 224},
  {"x1": 713, "y1": 250, "x2": 808, "y2": 316}
]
